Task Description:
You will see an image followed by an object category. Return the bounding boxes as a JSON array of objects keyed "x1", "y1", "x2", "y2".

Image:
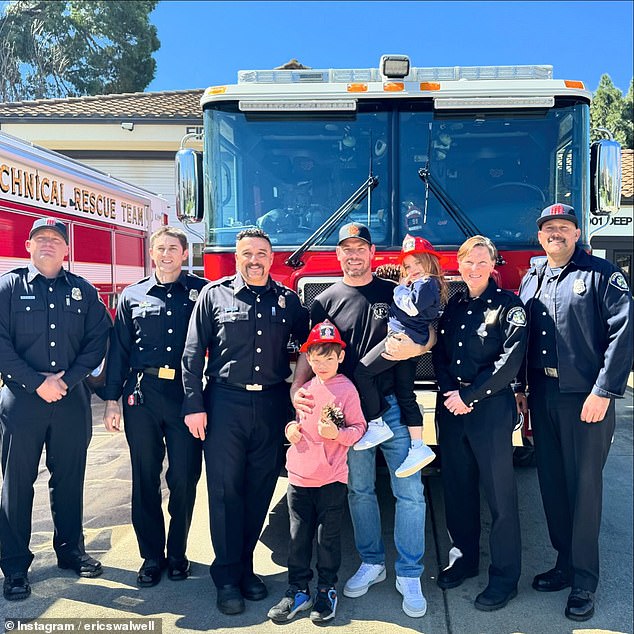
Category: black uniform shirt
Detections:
[
  {"x1": 182, "y1": 272, "x2": 309, "y2": 415},
  {"x1": 102, "y1": 271, "x2": 210, "y2": 401},
  {"x1": 432, "y1": 278, "x2": 527, "y2": 407},
  {"x1": 0, "y1": 263, "x2": 110, "y2": 393},
  {"x1": 518, "y1": 246, "x2": 633, "y2": 396},
  {"x1": 526, "y1": 265, "x2": 561, "y2": 370}
]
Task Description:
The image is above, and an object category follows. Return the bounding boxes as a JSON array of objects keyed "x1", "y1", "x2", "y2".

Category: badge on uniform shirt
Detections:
[
  {"x1": 278, "y1": 295, "x2": 286, "y2": 309},
  {"x1": 573, "y1": 278, "x2": 586, "y2": 295},
  {"x1": 71, "y1": 287, "x2": 82, "y2": 301},
  {"x1": 507, "y1": 306, "x2": 527, "y2": 327},
  {"x1": 609, "y1": 272, "x2": 629, "y2": 292},
  {"x1": 139, "y1": 301, "x2": 153, "y2": 308},
  {"x1": 189, "y1": 289, "x2": 199, "y2": 302}
]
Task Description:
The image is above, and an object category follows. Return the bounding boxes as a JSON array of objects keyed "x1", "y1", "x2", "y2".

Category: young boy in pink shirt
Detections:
[{"x1": 267, "y1": 321, "x2": 366, "y2": 624}]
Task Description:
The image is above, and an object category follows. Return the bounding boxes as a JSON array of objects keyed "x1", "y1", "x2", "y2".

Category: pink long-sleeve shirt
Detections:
[{"x1": 285, "y1": 374, "x2": 366, "y2": 488}]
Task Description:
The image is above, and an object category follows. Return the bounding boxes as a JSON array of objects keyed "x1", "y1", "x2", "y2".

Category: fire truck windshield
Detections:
[{"x1": 202, "y1": 100, "x2": 588, "y2": 251}]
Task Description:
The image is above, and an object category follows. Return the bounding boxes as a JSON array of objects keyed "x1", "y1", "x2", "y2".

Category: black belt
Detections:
[
  {"x1": 530, "y1": 367, "x2": 559, "y2": 378},
  {"x1": 213, "y1": 377, "x2": 285, "y2": 391},
  {"x1": 135, "y1": 367, "x2": 180, "y2": 380}
]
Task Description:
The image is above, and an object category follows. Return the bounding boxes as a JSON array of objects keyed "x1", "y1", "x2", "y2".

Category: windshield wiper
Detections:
[
  {"x1": 285, "y1": 174, "x2": 378, "y2": 268},
  {"x1": 417, "y1": 166, "x2": 505, "y2": 266}
]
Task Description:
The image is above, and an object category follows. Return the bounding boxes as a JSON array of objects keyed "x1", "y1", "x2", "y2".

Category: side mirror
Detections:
[
  {"x1": 590, "y1": 139, "x2": 622, "y2": 216},
  {"x1": 175, "y1": 148, "x2": 204, "y2": 223}
]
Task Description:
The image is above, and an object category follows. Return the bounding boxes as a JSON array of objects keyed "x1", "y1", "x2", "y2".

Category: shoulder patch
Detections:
[
  {"x1": 609, "y1": 271, "x2": 629, "y2": 292},
  {"x1": 507, "y1": 306, "x2": 527, "y2": 327}
]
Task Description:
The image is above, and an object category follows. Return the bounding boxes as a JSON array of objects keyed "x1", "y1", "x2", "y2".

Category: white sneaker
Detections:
[
  {"x1": 343, "y1": 563, "x2": 387, "y2": 598},
  {"x1": 395, "y1": 443, "x2": 437, "y2": 478},
  {"x1": 396, "y1": 576, "x2": 427, "y2": 618},
  {"x1": 353, "y1": 420, "x2": 394, "y2": 451}
]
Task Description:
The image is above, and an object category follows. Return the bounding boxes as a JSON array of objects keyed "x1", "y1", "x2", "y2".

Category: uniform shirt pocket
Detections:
[
  {"x1": 12, "y1": 299, "x2": 46, "y2": 336},
  {"x1": 218, "y1": 310, "x2": 248, "y2": 324},
  {"x1": 131, "y1": 304, "x2": 162, "y2": 345},
  {"x1": 63, "y1": 299, "x2": 88, "y2": 338}
]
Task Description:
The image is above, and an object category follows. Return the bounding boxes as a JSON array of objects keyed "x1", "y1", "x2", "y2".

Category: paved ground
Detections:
[{"x1": 1, "y1": 382, "x2": 632, "y2": 634}]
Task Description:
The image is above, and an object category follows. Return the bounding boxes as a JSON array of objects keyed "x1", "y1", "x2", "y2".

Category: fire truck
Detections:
[
  {"x1": 1, "y1": 131, "x2": 166, "y2": 314},
  {"x1": 174, "y1": 54, "x2": 622, "y2": 444}
]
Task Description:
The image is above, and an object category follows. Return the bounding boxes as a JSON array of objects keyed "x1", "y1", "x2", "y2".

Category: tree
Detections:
[
  {"x1": 0, "y1": 1, "x2": 160, "y2": 101},
  {"x1": 623, "y1": 79, "x2": 633, "y2": 150},
  {"x1": 590, "y1": 74, "x2": 633, "y2": 149}
]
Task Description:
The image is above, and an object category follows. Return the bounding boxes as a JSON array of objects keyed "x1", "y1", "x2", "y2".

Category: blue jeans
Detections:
[{"x1": 347, "y1": 394, "x2": 426, "y2": 578}]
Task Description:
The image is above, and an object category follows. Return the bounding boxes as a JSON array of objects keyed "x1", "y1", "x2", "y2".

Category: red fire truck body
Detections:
[
  {"x1": 1, "y1": 131, "x2": 166, "y2": 313},
  {"x1": 175, "y1": 55, "x2": 622, "y2": 445}
]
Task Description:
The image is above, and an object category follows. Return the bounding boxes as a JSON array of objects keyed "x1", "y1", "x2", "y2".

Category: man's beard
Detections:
[{"x1": 343, "y1": 263, "x2": 370, "y2": 278}]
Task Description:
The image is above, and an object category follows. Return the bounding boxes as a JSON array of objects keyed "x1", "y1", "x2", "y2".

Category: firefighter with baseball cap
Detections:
[
  {"x1": 0, "y1": 217, "x2": 111, "y2": 600},
  {"x1": 515, "y1": 203, "x2": 633, "y2": 621}
]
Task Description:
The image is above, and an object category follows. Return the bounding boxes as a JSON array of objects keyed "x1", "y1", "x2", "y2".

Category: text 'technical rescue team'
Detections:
[{"x1": 1, "y1": 162, "x2": 146, "y2": 228}]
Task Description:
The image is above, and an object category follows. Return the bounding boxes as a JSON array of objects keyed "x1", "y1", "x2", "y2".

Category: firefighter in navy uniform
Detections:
[
  {"x1": 182, "y1": 227, "x2": 309, "y2": 616},
  {"x1": 515, "y1": 204, "x2": 633, "y2": 622},
  {"x1": 0, "y1": 218, "x2": 110, "y2": 601},
  {"x1": 101, "y1": 226, "x2": 209, "y2": 588},
  {"x1": 432, "y1": 235, "x2": 527, "y2": 612}
]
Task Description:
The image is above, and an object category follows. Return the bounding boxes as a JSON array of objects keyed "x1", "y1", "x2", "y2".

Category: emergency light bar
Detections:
[
  {"x1": 434, "y1": 96, "x2": 555, "y2": 109},
  {"x1": 238, "y1": 100, "x2": 357, "y2": 112},
  {"x1": 413, "y1": 65, "x2": 553, "y2": 82},
  {"x1": 237, "y1": 63, "x2": 553, "y2": 84}
]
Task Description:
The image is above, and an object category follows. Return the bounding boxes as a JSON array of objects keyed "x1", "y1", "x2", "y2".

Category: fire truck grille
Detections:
[{"x1": 297, "y1": 276, "x2": 467, "y2": 382}]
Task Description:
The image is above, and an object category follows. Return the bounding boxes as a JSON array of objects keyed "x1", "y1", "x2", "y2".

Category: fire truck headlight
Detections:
[{"x1": 380, "y1": 55, "x2": 410, "y2": 79}]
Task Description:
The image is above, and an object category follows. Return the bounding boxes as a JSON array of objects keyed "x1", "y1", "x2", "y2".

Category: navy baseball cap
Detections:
[
  {"x1": 29, "y1": 217, "x2": 69, "y2": 243},
  {"x1": 337, "y1": 222, "x2": 372, "y2": 245},
  {"x1": 536, "y1": 204, "x2": 578, "y2": 229}
]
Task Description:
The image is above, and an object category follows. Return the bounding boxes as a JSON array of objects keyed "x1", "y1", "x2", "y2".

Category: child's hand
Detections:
[
  {"x1": 286, "y1": 422, "x2": 303, "y2": 444},
  {"x1": 318, "y1": 418, "x2": 339, "y2": 440}
]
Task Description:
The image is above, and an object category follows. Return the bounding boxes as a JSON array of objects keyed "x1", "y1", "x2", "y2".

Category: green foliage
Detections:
[
  {"x1": 0, "y1": 0, "x2": 160, "y2": 101},
  {"x1": 590, "y1": 74, "x2": 633, "y2": 149},
  {"x1": 623, "y1": 79, "x2": 633, "y2": 150}
]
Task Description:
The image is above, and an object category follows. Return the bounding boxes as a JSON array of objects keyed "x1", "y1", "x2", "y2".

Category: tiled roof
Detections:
[
  {"x1": 0, "y1": 89, "x2": 204, "y2": 120},
  {"x1": 622, "y1": 149, "x2": 633, "y2": 203}
]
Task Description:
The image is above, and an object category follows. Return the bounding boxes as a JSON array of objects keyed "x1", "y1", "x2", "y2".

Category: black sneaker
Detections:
[
  {"x1": 267, "y1": 586, "x2": 312, "y2": 623},
  {"x1": 310, "y1": 587, "x2": 337, "y2": 622}
]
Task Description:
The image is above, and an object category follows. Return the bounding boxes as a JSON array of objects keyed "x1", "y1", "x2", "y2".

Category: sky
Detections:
[{"x1": 147, "y1": 1, "x2": 633, "y2": 95}]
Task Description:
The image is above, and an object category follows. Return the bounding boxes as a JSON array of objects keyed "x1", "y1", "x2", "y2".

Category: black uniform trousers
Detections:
[
  {"x1": 355, "y1": 342, "x2": 422, "y2": 426},
  {"x1": 204, "y1": 381, "x2": 290, "y2": 587},
  {"x1": 528, "y1": 372, "x2": 615, "y2": 592},
  {"x1": 0, "y1": 382, "x2": 92, "y2": 575},
  {"x1": 437, "y1": 388, "x2": 521, "y2": 592},
  {"x1": 287, "y1": 481, "x2": 347, "y2": 590},
  {"x1": 122, "y1": 374, "x2": 202, "y2": 561}
]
